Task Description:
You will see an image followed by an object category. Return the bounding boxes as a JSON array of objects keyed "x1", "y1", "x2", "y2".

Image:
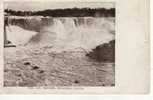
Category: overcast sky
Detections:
[{"x1": 4, "y1": 2, "x2": 115, "y2": 11}]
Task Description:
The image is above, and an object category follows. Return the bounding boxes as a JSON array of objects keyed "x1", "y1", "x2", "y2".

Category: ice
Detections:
[{"x1": 6, "y1": 25, "x2": 37, "y2": 46}]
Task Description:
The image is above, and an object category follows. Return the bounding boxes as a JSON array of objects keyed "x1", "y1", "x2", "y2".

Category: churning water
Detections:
[{"x1": 6, "y1": 17, "x2": 115, "y2": 52}]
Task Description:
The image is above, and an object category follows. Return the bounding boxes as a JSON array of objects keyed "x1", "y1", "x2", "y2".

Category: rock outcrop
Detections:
[{"x1": 86, "y1": 40, "x2": 115, "y2": 62}]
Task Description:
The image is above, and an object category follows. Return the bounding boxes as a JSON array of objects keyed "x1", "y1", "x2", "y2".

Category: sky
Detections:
[{"x1": 4, "y1": 2, "x2": 115, "y2": 11}]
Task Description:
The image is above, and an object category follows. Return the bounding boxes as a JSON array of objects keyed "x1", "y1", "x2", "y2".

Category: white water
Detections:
[{"x1": 6, "y1": 17, "x2": 115, "y2": 52}]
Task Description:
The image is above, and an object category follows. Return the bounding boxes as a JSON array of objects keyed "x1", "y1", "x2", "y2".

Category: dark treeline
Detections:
[{"x1": 5, "y1": 8, "x2": 115, "y2": 17}]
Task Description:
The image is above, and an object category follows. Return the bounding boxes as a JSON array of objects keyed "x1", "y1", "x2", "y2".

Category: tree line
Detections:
[{"x1": 5, "y1": 8, "x2": 115, "y2": 17}]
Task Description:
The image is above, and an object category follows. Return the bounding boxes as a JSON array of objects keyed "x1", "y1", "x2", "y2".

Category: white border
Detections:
[{"x1": 0, "y1": 0, "x2": 150, "y2": 94}]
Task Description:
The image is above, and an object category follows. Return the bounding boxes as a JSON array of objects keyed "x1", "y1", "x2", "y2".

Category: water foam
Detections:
[{"x1": 6, "y1": 17, "x2": 115, "y2": 52}]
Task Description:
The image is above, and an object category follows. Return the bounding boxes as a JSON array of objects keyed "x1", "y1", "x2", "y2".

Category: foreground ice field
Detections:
[{"x1": 4, "y1": 47, "x2": 115, "y2": 86}]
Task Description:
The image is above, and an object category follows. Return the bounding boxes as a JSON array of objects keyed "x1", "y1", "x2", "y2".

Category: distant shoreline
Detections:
[
  {"x1": 5, "y1": 8, "x2": 115, "y2": 17},
  {"x1": 5, "y1": 16, "x2": 115, "y2": 19}
]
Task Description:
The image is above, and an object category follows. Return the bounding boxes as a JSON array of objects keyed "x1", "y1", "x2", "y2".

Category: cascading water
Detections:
[{"x1": 6, "y1": 17, "x2": 115, "y2": 52}]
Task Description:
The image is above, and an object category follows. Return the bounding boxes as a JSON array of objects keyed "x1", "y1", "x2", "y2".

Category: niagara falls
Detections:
[{"x1": 4, "y1": 2, "x2": 115, "y2": 87}]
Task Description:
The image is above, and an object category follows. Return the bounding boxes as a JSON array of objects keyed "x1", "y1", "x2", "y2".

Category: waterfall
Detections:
[
  {"x1": 6, "y1": 16, "x2": 115, "y2": 51},
  {"x1": 53, "y1": 19, "x2": 67, "y2": 40}
]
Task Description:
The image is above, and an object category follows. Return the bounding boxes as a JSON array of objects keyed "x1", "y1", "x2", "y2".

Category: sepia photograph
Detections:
[{"x1": 4, "y1": 2, "x2": 115, "y2": 87}]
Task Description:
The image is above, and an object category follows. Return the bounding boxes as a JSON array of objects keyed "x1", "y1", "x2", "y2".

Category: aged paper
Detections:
[{"x1": 0, "y1": 0, "x2": 150, "y2": 94}]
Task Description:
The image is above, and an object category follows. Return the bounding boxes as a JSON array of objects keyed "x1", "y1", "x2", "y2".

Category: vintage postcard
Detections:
[{"x1": 0, "y1": 0, "x2": 150, "y2": 94}]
